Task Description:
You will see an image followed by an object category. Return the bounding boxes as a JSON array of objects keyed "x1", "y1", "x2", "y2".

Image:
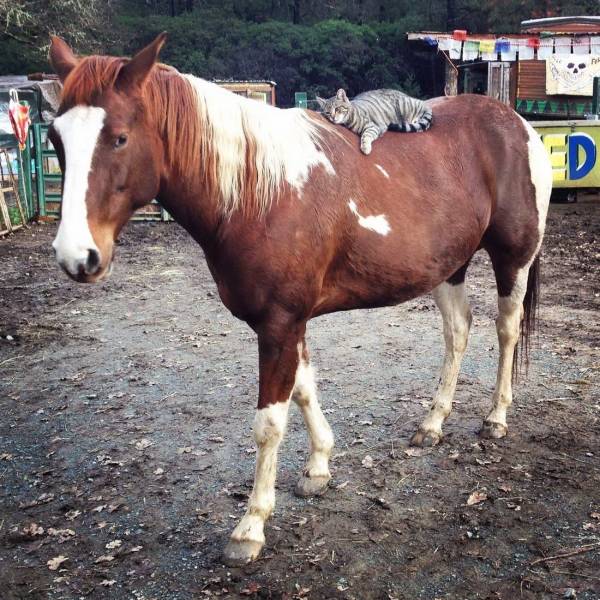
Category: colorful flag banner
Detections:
[
  {"x1": 479, "y1": 39, "x2": 496, "y2": 61},
  {"x1": 453, "y1": 30, "x2": 467, "y2": 41},
  {"x1": 546, "y1": 54, "x2": 600, "y2": 96},
  {"x1": 591, "y1": 36, "x2": 600, "y2": 54},
  {"x1": 538, "y1": 37, "x2": 554, "y2": 60},
  {"x1": 553, "y1": 37, "x2": 572, "y2": 55},
  {"x1": 437, "y1": 37, "x2": 452, "y2": 52},
  {"x1": 517, "y1": 40, "x2": 534, "y2": 60},
  {"x1": 500, "y1": 39, "x2": 517, "y2": 61},
  {"x1": 463, "y1": 40, "x2": 479, "y2": 61},
  {"x1": 495, "y1": 38, "x2": 510, "y2": 54},
  {"x1": 449, "y1": 39, "x2": 462, "y2": 60},
  {"x1": 572, "y1": 36, "x2": 590, "y2": 55}
]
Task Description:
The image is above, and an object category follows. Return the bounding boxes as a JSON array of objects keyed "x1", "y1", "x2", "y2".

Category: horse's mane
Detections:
[{"x1": 61, "y1": 56, "x2": 333, "y2": 217}]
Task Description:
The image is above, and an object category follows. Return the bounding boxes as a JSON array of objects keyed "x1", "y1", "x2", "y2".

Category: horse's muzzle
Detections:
[{"x1": 57, "y1": 247, "x2": 111, "y2": 283}]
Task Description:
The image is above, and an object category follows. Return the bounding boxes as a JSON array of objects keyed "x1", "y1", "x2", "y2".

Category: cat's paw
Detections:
[{"x1": 360, "y1": 144, "x2": 372, "y2": 155}]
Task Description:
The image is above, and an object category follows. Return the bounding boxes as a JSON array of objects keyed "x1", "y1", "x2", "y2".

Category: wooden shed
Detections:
[
  {"x1": 408, "y1": 16, "x2": 600, "y2": 120},
  {"x1": 213, "y1": 80, "x2": 277, "y2": 106}
]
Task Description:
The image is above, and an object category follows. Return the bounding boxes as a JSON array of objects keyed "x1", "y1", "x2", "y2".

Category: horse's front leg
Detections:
[{"x1": 223, "y1": 318, "x2": 304, "y2": 566}]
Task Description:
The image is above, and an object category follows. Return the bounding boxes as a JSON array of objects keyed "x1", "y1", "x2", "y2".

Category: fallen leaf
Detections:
[
  {"x1": 47, "y1": 528, "x2": 76, "y2": 543},
  {"x1": 95, "y1": 555, "x2": 115, "y2": 564},
  {"x1": 467, "y1": 491, "x2": 488, "y2": 506},
  {"x1": 134, "y1": 439, "x2": 153, "y2": 450},
  {"x1": 106, "y1": 540, "x2": 122, "y2": 550},
  {"x1": 362, "y1": 455, "x2": 374, "y2": 468},
  {"x1": 404, "y1": 447, "x2": 427, "y2": 457},
  {"x1": 336, "y1": 480, "x2": 350, "y2": 490},
  {"x1": 23, "y1": 523, "x2": 44, "y2": 537},
  {"x1": 177, "y1": 446, "x2": 192, "y2": 455},
  {"x1": 240, "y1": 582, "x2": 261, "y2": 595},
  {"x1": 92, "y1": 505, "x2": 106, "y2": 513},
  {"x1": 154, "y1": 467, "x2": 164, "y2": 475},
  {"x1": 65, "y1": 509, "x2": 81, "y2": 521},
  {"x1": 47, "y1": 555, "x2": 69, "y2": 570},
  {"x1": 100, "y1": 580, "x2": 116, "y2": 587}
]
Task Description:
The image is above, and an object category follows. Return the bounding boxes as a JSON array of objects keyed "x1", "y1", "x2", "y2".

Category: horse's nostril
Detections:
[{"x1": 86, "y1": 248, "x2": 101, "y2": 274}]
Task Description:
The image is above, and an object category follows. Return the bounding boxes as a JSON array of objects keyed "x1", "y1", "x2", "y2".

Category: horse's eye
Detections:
[{"x1": 114, "y1": 134, "x2": 128, "y2": 148}]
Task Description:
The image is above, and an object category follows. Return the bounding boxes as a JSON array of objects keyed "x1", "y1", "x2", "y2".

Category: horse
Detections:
[{"x1": 47, "y1": 33, "x2": 552, "y2": 566}]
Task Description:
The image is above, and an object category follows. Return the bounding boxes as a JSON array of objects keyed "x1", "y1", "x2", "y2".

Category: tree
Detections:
[{"x1": 0, "y1": 0, "x2": 115, "y2": 72}]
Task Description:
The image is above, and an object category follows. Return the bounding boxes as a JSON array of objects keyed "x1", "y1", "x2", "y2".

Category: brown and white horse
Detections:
[{"x1": 48, "y1": 34, "x2": 551, "y2": 565}]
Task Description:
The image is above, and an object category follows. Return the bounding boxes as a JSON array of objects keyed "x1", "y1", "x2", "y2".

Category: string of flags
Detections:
[{"x1": 416, "y1": 30, "x2": 600, "y2": 62}]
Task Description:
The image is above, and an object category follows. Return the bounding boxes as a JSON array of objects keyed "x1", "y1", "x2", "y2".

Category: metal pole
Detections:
[{"x1": 592, "y1": 77, "x2": 600, "y2": 115}]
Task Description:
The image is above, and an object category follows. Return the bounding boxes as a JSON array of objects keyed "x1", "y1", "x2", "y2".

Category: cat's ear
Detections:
[
  {"x1": 336, "y1": 88, "x2": 348, "y2": 102},
  {"x1": 315, "y1": 96, "x2": 326, "y2": 109}
]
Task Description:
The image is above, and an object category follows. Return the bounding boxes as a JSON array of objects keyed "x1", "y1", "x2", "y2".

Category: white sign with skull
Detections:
[{"x1": 546, "y1": 55, "x2": 600, "y2": 96}]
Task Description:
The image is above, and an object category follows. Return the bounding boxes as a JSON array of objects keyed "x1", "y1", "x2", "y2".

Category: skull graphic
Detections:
[{"x1": 567, "y1": 62, "x2": 587, "y2": 74}]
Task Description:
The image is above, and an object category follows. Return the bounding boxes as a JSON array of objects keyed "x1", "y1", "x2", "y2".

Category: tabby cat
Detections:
[{"x1": 316, "y1": 88, "x2": 433, "y2": 155}]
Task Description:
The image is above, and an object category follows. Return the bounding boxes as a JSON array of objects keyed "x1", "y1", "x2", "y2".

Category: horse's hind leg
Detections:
[
  {"x1": 411, "y1": 270, "x2": 472, "y2": 447},
  {"x1": 481, "y1": 258, "x2": 534, "y2": 439},
  {"x1": 292, "y1": 338, "x2": 334, "y2": 497}
]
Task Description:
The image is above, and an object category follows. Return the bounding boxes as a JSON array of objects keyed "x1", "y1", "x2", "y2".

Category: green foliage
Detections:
[{"x1": 1, "y1": 0, "x2": 599, "y2": 103}]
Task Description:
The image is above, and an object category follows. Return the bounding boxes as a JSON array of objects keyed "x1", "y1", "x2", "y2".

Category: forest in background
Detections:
[{"x1": 0, "y1": 0, "x2": 598, "y2": 105}]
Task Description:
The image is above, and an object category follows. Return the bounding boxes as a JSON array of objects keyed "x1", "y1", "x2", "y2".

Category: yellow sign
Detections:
[{"x1": 534, "y1": 123, "x2": 600, "y2": 188}]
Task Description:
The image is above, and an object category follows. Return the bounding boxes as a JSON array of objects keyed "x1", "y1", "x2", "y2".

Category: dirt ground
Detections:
[{"x1": 0, "y1": 198, "x2": 598, "y2": 600}]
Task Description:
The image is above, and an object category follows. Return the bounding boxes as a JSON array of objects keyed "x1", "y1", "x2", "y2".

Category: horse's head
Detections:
[{"x1": 48, "y1": 34, "x2": 167, "y2": 282}]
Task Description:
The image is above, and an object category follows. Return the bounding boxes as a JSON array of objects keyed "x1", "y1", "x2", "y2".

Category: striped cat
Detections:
[{"x1": 316, "y1": 88, "x2": 433, "y2": 155}]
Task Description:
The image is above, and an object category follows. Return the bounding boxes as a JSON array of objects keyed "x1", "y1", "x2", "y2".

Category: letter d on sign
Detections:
[{"x1": 568, "y1": 132, "x2": 596, "y2": 180}]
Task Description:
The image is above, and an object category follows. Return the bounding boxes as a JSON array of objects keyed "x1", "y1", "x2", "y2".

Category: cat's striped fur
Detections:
[{"x1": 316, "y1": 88, "x2": 433, "y2": 155}]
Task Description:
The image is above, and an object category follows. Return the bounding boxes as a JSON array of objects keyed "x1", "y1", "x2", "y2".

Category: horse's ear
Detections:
[
  {"x1": 336, "y1": 88, "x2": 348, "y2": 102},
  {"x1": 117, "y1": 32, "x2": 167, "y2": 91},
  {"x1": 49, "y1": 36, "x2": 78, "y2": 83},
  {"x1": 315, "y1": 96, "x2": 326, "y2": 109}
]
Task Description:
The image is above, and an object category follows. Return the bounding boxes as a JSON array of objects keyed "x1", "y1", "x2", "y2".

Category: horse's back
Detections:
[{"x1": 308, "y1": 94, "x2": 551, "y2": 314}]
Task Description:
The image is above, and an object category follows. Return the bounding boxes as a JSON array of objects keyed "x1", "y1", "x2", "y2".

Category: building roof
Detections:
[
  {"x1": 212, "y1": 79, "x2": 277, "y2": 87},
  {"x1": 521, "y1": 16, "x2": 600, "y2": 34}
]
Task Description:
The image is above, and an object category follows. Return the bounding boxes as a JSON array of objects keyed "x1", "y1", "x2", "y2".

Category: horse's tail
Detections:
[{"x1": 513, "y1": 254, "x2": 540, "y2": 380}]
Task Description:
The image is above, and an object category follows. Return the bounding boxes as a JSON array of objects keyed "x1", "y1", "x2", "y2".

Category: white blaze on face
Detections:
[
  {"x1": 52, "y1": 105, "x2": 106, "y2": 275},
  {"x1": 347, "y1": 199, "x2": 391, "y2": 236}
]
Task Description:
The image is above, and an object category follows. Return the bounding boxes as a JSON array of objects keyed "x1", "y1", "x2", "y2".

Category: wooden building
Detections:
[
  {"x1": 408, "y1": 16, "x2": 600, "y2": 120},
  {"x1": 213, "y1": 80, "x2": 277, "y2": 106}
]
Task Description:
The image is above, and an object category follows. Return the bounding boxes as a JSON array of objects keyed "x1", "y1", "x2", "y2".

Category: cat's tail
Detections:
[{"x1": 390, "y1": 107, "x2": 433, "y2": 133}]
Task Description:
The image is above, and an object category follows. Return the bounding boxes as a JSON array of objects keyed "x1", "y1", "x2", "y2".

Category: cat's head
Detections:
[{"x1": 316, "y1": 89, "x2": 351, "y2": 124}]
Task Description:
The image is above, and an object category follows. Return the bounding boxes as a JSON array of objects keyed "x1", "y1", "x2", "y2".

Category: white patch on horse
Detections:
[
  {"x1": 375, "y1": 164, "x2": 390, "y2": 179},
  {"x1": 184, "y1": 75, "x2": 335, "y2": 214},
  {"x1": 229, "y1": 400, "x2": 290, "y2": 549},
  {"x1": 519, "y1": 115, "x2": 552, "y2": 249},
  {"x1": 52, "y1": 105, "x2": 105, "y2": 275},
  {"x1": 292, "y1": 353, "x2": 334, "y2": 481},
  {"x1": 347, "y1": 199, "x2": 391, "y2": 236}
]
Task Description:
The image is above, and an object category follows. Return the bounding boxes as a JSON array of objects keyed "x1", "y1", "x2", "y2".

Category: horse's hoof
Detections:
[
  {"x1": 294, "y1": 474, "x2": 331, "y2": 497},
  {"x1": 410, "y1": 428, "x2": 441, "y2": 447},
  {"x1": 222, "y1": 539, "x2": 263, "y2": 567},
  {"x1": 480, "y1": 421, "x2": 508, "y2": 439}
]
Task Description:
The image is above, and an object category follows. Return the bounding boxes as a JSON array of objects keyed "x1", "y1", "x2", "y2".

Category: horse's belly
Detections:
[{"x1": 313, "y1": 223, "x2": 482, "y2": 316}]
